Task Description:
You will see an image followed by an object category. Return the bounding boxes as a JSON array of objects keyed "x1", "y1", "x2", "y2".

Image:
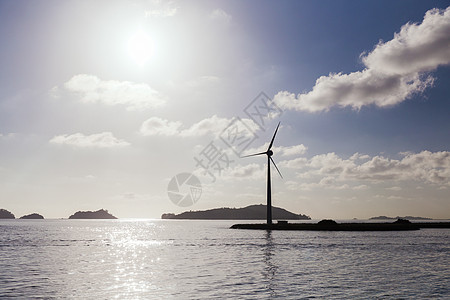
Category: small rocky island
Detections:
[
  {"x1": 370, "y1": 215, "x2": 432, "y2": 220},
  {"x1": 69, "y1": 209, "x2": 117, "y2": 219},
  {"x1": 0, "y1": 209, "x2": 15, "y2": 219},
  {"x1": 20, "y1": 213, "x2": 44, "y2": 219},
  {"x1": 162, "y1": 204, "x2": 310, "y2": 220}
]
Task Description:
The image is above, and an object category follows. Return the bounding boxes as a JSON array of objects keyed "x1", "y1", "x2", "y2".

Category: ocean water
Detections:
[{"x1": 0, "y1": 220, "x2": 449, "y2": 299}]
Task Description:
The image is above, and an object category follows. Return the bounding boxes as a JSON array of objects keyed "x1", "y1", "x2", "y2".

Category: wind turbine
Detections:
[{"x1": 242, "y1": 122, "x2": 282, "y2": 225}]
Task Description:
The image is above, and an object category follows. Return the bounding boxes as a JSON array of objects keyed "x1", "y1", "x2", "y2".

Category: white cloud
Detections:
[
  {"x1": 279, "y1": 157, "x2": 308, "y2": 169},
  {"x1": 180, "y1": 115, "x2": 240, "y2": 137},
  {"x1": 351, "y1": 151, "x2": 450, "y2": 184},
  {"x1": 353, "y1": 184, "x2": 369, "y2": 190},
  {"x1": 209, "y1": 9, "x2": 232, "y2": 24},
  {"x1": 140, "y1": 115, "x2": 259, "y2": 137},
  {"x1": 274, "y1": 7, "x2": 450, "y2": 112},
  {"x1": 144, "y1": 1, "x2": 178, "y2": 17},
  {"x1": 243, "y1": 142, "x2": 307, "y2": 157},
  {"x1": 363, "y1": 8, "x2": 450, "y2": 75},
  {"x1": 140, "y1": 117, "x2": 182, "y2": 136},
  {"x1": 309, "y1": 152, "x2": 354, "y2": 174},
  {"x1": 350, "y1": 153, "x2": 371, "y2": 161},
  {"x1": 241, "y1": 142, "x2": 270, "y2": 154},
  {"x1": 386, "y1": 186, "x2": 402, "y2": 191},
  {"x1": 292, "y1": 176, "x2": 353, "y2": 191},
  {"x1": 275, "y1": 71, "x2": 433, "y2": 112},
  {"x1": 285, "y1": 180, "x2": 298, "y2": 191},
  {"x1": 50, "y1": 132, "x2": 130, "y2": 148},
  {"x1": 63, "y1": 74, "x2": 166, "y2": 111},
  {"x1": 222, "y1": 163, "x2": 265, "y2": 180},
  {"x1": 192, "y1": 162, "x2": 264, "y2": 183},
  {"x1": 285, "y1": 150, "x2": 450, "y2": 187},
  {"x1": 387, "y1": 195, "x2": 407, "y2": 201},
  {"x1": 279, "y1": 144, "x2": 308, "y2": 156},
  {"x1": 48, "y1": 86, "x2": 60, "y2": 98}
]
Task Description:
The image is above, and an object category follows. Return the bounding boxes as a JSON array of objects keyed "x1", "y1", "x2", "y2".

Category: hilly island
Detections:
[
  {"x1": 162, "y1": 204, "x2": 310, "y2": 220},
  {"x1": 69, "y1": 209, "x2": 117, "y2": 219}
]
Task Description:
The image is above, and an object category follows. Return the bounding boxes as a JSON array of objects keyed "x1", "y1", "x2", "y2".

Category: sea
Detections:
[{"x1": 0, "y1": 219, "x2": 449, "y2": 299}]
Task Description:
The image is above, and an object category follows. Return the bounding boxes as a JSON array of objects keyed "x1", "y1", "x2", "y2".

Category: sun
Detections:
[{"x1": 127, "y1": 31, "x2": 152, "y2": 66}]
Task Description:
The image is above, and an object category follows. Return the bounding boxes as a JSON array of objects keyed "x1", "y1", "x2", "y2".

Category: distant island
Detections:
[
  {"x1": 69, "y1": 209, "x2": 117, "y2": 219},
  {"x1": 370, "y1": 215, "x2": 432, "y2": 220},
  {"x1": 162, "y1": 204, "x2": 311, "y2": 220},
  {"x1": 20, "y1": 213, "x2": 44, "y2": 219},
  {"x1": 0, "y1": 209, "x2": 15, "y2": 219}
]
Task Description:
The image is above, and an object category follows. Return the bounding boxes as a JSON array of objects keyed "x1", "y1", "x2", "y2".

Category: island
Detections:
[
  {"x1": 162, "y1": 204, "x2": 311, "y2": 220},
  {"x1": 20, "y1": 213, "x2": 44, "y2": 219},
  {"x1": 370, "y1": 215, "x2": 432, "y2": 220},
  {"x1": 0, "y1": 209, "x2": 15, "y2": 219},
  {"x1": 69, "y1": 209, "x2": 117, "y2": 219}
]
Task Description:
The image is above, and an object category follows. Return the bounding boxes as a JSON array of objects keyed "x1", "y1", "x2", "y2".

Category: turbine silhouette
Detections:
[{"x1": 242, "y1": 122, "x2": 282, "y2": 225}]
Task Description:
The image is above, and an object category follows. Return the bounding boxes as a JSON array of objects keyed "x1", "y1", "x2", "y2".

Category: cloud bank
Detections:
[
  {"x1": 274, "y1": 7, "x2": 450, "y2": 112},
  {"x1": 50, "y1": 132, "x2": 130, "y2": 148},
  {"x1": 63, "y1": 74, "x2": 166, "y2": 111},
  {"x1": 281, "y1": 150, "x2": 450, "y2": 188}
]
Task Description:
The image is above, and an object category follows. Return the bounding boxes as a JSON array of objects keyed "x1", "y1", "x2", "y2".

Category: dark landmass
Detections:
[
  {"x1": 69, "y1": 209, "x2": 117, "y2": 219},
  {"x1": 318, "y1": 219, "x2": 338, "y2": 225},
  {"x1": 162, "y1": 204, "x2": 311, "y2": 220},
  {"x1": 20, "y1": 213, "x2": 44, "y2": 219},
  {"x1": 231, "y1": 219, "x2": 450, "y2": 231},
  {"x1": 0, "y1": 209, "x2": 15, "y2": 219},
  {"x1": 370, "y1": 215, "x2": 433, "y2": 220}
]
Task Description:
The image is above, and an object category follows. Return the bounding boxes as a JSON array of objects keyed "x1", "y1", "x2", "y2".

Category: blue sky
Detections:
[{"x1": 0, "y1": 0, "x2": 449, "y2": 219}]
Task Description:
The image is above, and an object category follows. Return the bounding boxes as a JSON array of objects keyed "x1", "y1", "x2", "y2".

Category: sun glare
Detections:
[{"x1": 127, "y1": 31, "x2": 152, "y2": 66}]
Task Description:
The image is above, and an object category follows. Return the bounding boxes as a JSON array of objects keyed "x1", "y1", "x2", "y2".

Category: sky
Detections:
[{"x1": 0, "y1": 0, "x2": 449, "y2": 219}]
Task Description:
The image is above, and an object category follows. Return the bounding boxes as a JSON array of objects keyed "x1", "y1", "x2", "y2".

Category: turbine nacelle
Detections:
[{"x1": 240, "y1": 122, "x2": 282, "y2": 178}]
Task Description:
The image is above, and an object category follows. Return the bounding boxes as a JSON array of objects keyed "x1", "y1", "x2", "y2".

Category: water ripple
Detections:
[{"x1": 0, "y1": 220, "x2": 449, "y2": 299}]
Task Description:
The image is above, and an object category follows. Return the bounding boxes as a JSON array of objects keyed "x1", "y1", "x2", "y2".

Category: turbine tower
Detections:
[{"x1": 242, "y1": 122, "x2": 283, "y2": 225}]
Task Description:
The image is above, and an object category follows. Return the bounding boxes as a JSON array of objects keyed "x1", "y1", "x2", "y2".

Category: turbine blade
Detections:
[
  {"x1": 267, "y1": 122, "x2": 281, "y2": 151},
  {"x1": 240, "y1": 151, "x2": 267, "y2": 158},
  {"x1": 270, "y1": 157, "x2": 283, "y2": 178}
]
